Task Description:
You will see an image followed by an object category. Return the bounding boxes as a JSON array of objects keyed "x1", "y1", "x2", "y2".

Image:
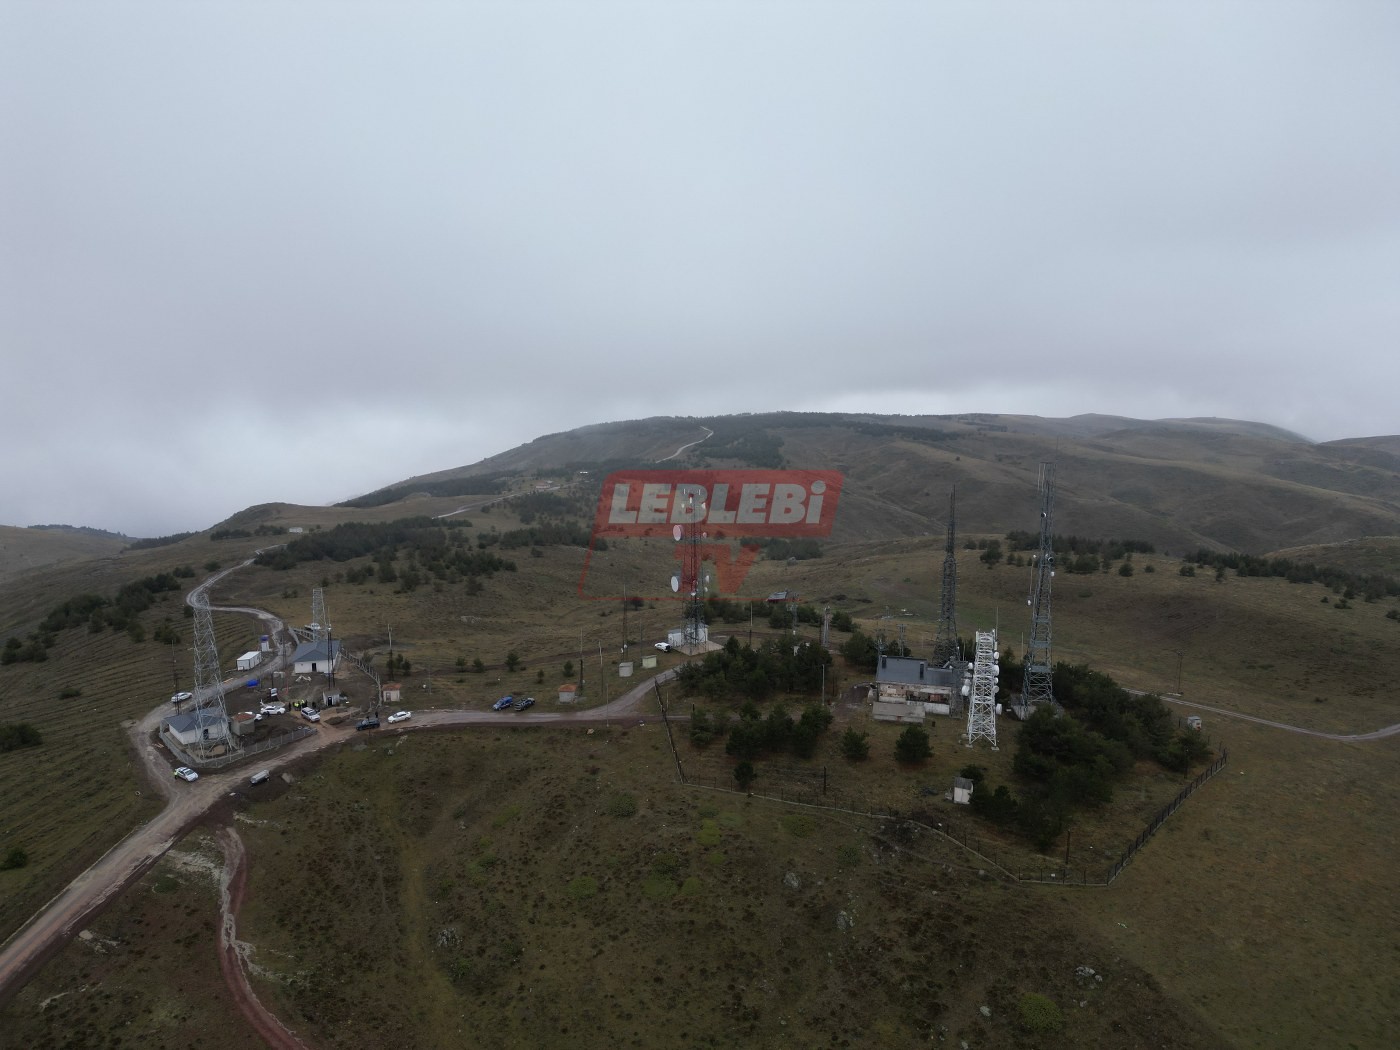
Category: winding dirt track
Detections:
[
  {"x1": 1161, "y1": 695, "x2": 1400, "y2": 741},
  {"x1": 216, "y1": 826, "x2": 308, "y2": 1049},
  {"x1": 0, "y1": 554, "x2": 672, "y2": 1015}
]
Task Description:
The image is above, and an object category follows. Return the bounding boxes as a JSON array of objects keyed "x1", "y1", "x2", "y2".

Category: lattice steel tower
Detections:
[
  {"x1": 310, "y1": 587, "x2": 330, "y2": 641},
  {"x1": 965, "y1": 629, "x2": 999, "y2": 748},
  {"x1": 1019, "y1": 463, "x2": 1059, "y2": 716},
  {"x1": 189, "y1": 597, "x2": 235, "y2": 758},
  {"x1": 933, "y1": 487, "x2": 959, "y2": 666}
]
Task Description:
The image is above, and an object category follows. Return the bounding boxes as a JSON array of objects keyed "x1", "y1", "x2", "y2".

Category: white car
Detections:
[
  {"x1": 654, "y1": 642, "x2": 671, "y2": 652},
  {"x1": 173, "y1": 766, "x2": 199, "y2": 782},
  {"x1": 387, "y1": 710, "x2": 412, "y2": 724},
  {"x1": 260, "y1": 702, "x2": 287, "y2": 715},
  {"x1": 170, "y1": 691, "x2": 193, "y2": 704},
  {"x1": 301, "y1": 707, "x2": 321, "y2": 722}
]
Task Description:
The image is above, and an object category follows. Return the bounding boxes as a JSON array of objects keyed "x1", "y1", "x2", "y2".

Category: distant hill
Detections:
[
  {"x1": 0, "y1": 524, "x2": 130, "y2": 584},
  {"x1": 347, "y1": 412, "x2": 1400, "y2": 556}
]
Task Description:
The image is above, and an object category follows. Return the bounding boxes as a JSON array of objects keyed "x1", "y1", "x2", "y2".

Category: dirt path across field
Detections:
[
  {"x1": 1161, "y1": 695, "x2": 1400, "y2": 741},
  {"x1": 216, "y1": 826, "x2": 308, "y2": 1049}
]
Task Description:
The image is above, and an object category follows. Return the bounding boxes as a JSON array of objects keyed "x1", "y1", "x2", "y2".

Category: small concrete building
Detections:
[
  {"x1": 230, "y1": 711, "x2": 257, "y2": 738},
  {"x1": 558, "y1": 683, "x2": 578, "y2": 703},
  {"x1": 165, "y1": 709, "x2": 231, "y2": 748},
  {"x1": 291, "y1": 639, "x2": 342, "y2": 676},
  {"x1": 381, "y1": 682, "x2": 402, "y2": 705},
  {"x1": 666, "y1": 624, "x2": 710, "y2": 649},
  {"x1": 951, "y1": 776, "x2": 975, "y2": 805},
  {"x1": 873, "y1": 655, "x2": 961, "y2": 723}
]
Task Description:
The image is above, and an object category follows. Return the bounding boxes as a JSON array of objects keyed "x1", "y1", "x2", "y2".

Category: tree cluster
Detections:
[
  {"x1": 1188, "y1": 549, "x2": 1400, "y2": 601},
  {"x1": 675, "y1": 636, "x2": 832, "y2": 702},
  {"x1": 688, "y1": 702, "x2": 834, "y2": 760},
  {"x1": 3, "y1": 572, "x2": 189, "y2": 664}
]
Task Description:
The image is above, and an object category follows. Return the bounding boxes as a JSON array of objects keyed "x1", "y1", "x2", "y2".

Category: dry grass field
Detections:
[{"x1": 233, "y1": 727, "x2": 1226, "y2": 1050}]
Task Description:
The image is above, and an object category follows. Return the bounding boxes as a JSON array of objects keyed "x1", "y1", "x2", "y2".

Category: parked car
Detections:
[
  {"x1": 170, "y1": 691, "x2": 193, "y2": 704},
  {"x1": 654, "y1": 642, "x2": 671, "y2": 652},
  {"x1": 260, "y1": 702, "x2": 287, "y2": 716},
  {"x1": 301, "y1": 707, "x2": 321, "y2": 722},
  {"x1": 356, "y1": 717, "x2": 380, "y2": 731},
  {"x1": 173, "y1": 766, "x2": 199, "y2": 782},
  {"x1": 387, "y1": 710, "x2": 411, "y2": 724},
  {"x1": 515, "y1": 697, "x2": 536, "y2": 711},
  {"x1": 492, "y1": 695, "x2": 515, "y2": 711}
]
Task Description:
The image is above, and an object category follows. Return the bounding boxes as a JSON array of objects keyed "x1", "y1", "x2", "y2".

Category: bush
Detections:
[
  {"x1": 0, "y1": 723, "x2": 43, "y2": 752},
  {"x1": 0, "y1": 847, "x2": 28, "y2": 871},
  {"x1": 1018, "y1": 993, "x2": 1064, "y2": 1033},
  {"x1": 734, "y1": 761, "x2": 756, "y2": 791},
  {"x1": 605, "y1": 793, "x2": 637, "y2": 818},
  {"x1": 840, "y1": 728, "x2": 870, "y2": 762},
  {"x1": 894, "y1": 725, "x2": 932, "y2": 764},
  {"x1": 565, "y1": 876, "x2": 597, "y2": 899}
]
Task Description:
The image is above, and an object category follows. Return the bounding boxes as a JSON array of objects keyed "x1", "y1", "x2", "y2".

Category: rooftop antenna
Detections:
[
  {"x1": 932, "y1": 487, "x2": 959, "y2": 666},
  {"x1": 1019, "y1": 462, "x2": 1060, "y2": 717},
  {"x1": 965, "y1": 628, "x2": 1000, "y2": 749}
]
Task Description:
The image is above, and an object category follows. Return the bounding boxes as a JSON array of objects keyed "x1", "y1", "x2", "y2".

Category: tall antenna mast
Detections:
[
  {"x1": 933, "y1": 487, "x2": 959, "y2": 666},
  {"x1": 672, "y1": 491, "x2": 708, "y2": 649},
  {"x1": 1019, "y1": 462, "x2": 1059, "y2": 716}
]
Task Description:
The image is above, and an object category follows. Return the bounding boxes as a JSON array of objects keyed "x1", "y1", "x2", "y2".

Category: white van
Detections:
[{"x1": 249, "y1": 770, "x2": 271, "y2": 786}]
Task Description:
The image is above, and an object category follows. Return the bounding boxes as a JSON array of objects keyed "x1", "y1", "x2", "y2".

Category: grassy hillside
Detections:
[
  {"x1": 0, "y1": 525, "x2": 129, "y2": 585},
  {"x1": 347, "y1": 412, "x2": 1400, "y2": 556}
]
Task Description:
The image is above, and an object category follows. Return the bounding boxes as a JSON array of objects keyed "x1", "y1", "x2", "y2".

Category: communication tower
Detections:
[
  {"x1": 671, "y1": 491, "x2": 708, "y2": 649},
  {"x1": 820, "y1": 605, "x2": 832, "y2": 649},
  {"x1": 1018, "y1": 463, "x2": 1059, "y2": 716},
  {"x1": 965, "y1": 629, "x2": 999, "y2": 748},
  {"x1": 932, "y1": 488, "x2": 959, "y2": 666},
  {"x1": 310, "y1": 588, "x2": 330, "y2": 642},
  {"x1": 189, "y1": 597, "x2": 235, "y2": 759}
]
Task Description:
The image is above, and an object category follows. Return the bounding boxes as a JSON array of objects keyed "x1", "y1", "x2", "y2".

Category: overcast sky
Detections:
[{"x1": 3, "y1": 2, "x2": 1398, "y2": 537}]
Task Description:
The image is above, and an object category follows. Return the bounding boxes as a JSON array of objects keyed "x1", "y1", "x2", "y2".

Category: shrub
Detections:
[
  {"x1": 0, "y1": 847, "x2": 28, "y2": 871},
  {"x1": 566, "y1": 876, "x2": 598, "y2": 900},
  {"x1": 0, "y1": 723, "x2": 43, "y2": 753},
  {"x1": 605, "y1": 793, "x2": 637, "y2": 818},
  {"x1": 1018, "y1": 993, "x2": 1064, "y2": 1033}
]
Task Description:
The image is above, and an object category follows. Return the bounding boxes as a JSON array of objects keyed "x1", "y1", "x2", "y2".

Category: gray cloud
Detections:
[{"x1": 3, "y1": 2, "x2": 1397, "y2": 535}]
